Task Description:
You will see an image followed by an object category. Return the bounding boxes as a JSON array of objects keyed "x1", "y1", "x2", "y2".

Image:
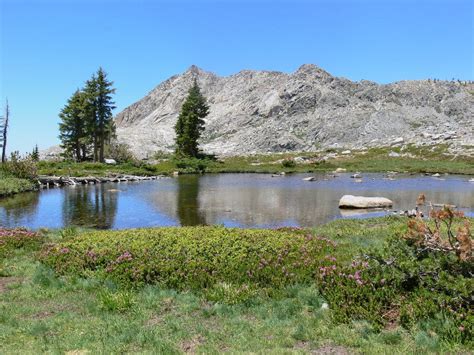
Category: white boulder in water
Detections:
[{"x1": 339, "y1": 195, "x2": 393, "y2": 209}]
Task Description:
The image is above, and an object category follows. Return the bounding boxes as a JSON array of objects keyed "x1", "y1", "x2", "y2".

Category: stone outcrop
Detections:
[
  {"x1": 114, "y1": 64, "x2": 474, "y2": 158},
  {"x1": 338, "y1": 195, "x2": 393, "y2": 209}
]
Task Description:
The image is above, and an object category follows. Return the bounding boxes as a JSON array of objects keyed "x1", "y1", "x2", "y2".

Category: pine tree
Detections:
[
  {"x1": 83, "y1": 68, "x2": 116, "y2": 162},
  {"x1": 83, "y1": 75, "x2": 99, "y2": 162},
  {"x1": 31, "y1": 144, "x2": 39, "y2": 161},
  {"x1": 174, "y1": 81, "x2": 209, "y2": 157},
  {"x1": 59, "y1": 90, "x2": 90, "y2": 161},
  {"x1": 95, "y1": 68, "x2": 116, "y2": 162}
]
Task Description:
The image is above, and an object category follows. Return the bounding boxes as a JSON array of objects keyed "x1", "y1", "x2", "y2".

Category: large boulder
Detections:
[{"x1": 339, "y1": 195, "x2": 393, "y2": 209}]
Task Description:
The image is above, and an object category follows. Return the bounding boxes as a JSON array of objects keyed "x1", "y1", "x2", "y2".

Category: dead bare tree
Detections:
[{"x1": 1, "y1": 100, "x2": 9, "y2": 163}]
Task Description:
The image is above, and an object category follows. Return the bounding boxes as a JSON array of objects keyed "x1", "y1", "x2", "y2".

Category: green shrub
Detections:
[
  {"x1": 39, "y1": 227, "x2": 336, "y2": 291},
  {"x1": 173, "y1": 156, "x2": 213, "y2": 173},
  {"x1": 281, "y1": 159, "x2": 296, "y2": 168},
  {"x1": 0, "y1": 176, "x2": 37, "y2": 197},
  {"x1": 0, "y1": 228, "x2": 43, "y2": 257},
  {"x1": 318, "y1": 236, "x2": 473, "y2": 344},
  {"x1": 104, "y1": 142, "x2": 137, "y2": 164},
  {"x1": 2, "y1": 151, "x2": 38, "y2": 179}
]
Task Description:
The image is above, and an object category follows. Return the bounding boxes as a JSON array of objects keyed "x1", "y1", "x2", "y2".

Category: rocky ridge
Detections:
[{"x1": 114, "y1": 64, "x2": 473, "y2": 158}]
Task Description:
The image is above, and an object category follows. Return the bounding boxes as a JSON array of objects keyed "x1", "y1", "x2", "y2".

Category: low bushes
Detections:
[
  {"x1": 0, "y1": 176, "x2": 37, "y2": 197},
  {"x1": 318, "y1": 210, "x2": 473, "y2": 345},
  {"x1": 39, "y1": 227, "x2": 336, "y2": 290},
  {"x1": 1, "y1": 151, "x2": 38, "y2": 180},
  {"x1": 0, "y1": 228, "x2": 43, "y2": 257}
]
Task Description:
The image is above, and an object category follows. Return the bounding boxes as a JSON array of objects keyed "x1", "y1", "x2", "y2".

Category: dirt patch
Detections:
[
  {"x1": 32, "y1": 310, "x2": 56, "y2": 319},
  {"x1": 382, "y1": 305, "x2": 401, "y2": 330},
  {"x1": 311, "y1": 345, "x2": 351, "y2": 354},
  {"x1": 295, "y1": 342, "x2": 351, "y2": 355},
  {"x1": 180, "y1": 335, "x2": 205, "y2": 354},
  {"x1": 145, "y1": 314, "x2": 164, "y2": 327},
  {"x1": 0, "y1": 277, "x2": 22, "y2": 294}
]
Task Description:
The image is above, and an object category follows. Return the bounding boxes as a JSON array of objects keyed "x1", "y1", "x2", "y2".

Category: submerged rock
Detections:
[{"x1": 339, "y1": 195, "x2": 393, "y2": 209}]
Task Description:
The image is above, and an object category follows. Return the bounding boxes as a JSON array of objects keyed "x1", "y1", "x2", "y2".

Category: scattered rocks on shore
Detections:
[{"x1": 37, "y1": 175, "x2": 166, "y2": 188}]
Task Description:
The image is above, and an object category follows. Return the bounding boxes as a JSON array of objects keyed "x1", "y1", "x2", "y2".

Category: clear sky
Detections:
[{"x1": 1, "y1": 0, "x2": 473, "y2": 154}]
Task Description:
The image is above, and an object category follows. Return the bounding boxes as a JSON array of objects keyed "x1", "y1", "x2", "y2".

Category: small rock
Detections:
[
  {"x1": 104, "y1": 158, "x2": 117, "y2": 165},
  {"x1": 334, "y1": 168, "x2": 347, "y2": 173},
  {"x1": 303, "y1": 176, "x2": 315, "y2": 181},
  {"x1": 388, "y1": 151, "x2": 400, "y2": 158},
  {"x1": 392, "y1": 137, "x2": 404, "y2": 145},
  {"x1": 341, "y1": 150, "x2": 351, "y2": 155},
  {"x1": 432, "y1": 173, "x2": 441, "y2": 177},
  {"x1": 350, "y1": 173, "x2": 362, "y2": 179}
]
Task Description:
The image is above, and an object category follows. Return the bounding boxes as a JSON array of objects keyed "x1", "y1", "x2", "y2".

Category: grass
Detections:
[
  {"x1": 0, "y1": 170, "x2": 37, "y2": 197},
  {"x1": 1, "y1": 217, "x2": 472, "y2": 353},
  {"x1": 36, "y1": 144, "x2": 474, "y2": 177}
]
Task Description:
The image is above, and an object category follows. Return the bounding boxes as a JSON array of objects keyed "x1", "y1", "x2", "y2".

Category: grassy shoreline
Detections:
[
  {"x1": 36, "y1": 146, "x2": 474, "y2": 178},
  {"x1": 1, "y1": 217, "x2": 472, "y2": 353},
  {"x1": 0, "y1": 172, "x2": 37, "y2": 198}
]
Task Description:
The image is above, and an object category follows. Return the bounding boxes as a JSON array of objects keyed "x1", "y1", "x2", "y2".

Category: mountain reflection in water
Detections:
[{"x1": 0, "y1": 173, "x2": 473, "y2": 229}]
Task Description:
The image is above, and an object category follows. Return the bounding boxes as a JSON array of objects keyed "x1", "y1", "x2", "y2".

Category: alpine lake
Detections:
[{"x1": 1, "y1": 173, "x2": 473, "y2": 230}]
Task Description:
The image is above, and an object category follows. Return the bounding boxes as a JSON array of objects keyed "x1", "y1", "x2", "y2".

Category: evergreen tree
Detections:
[
  {"x1": 174, "y1": 81, "x2": 209, "y2": 157},
  {"x1": 82, "y1": 68, "x2": 116, "y2": 162},
  {"x1": 83, "y1": 75, "x2": 99, "y2": 161},
  {"x1": 58, "y1": 90, "x2": 89, "y2": 161},
  {"x1": 31, "y1": 144, "x2": 39, "y2": 161},
  {"x1": 95, "y1": 68, "x2": 116, "y2": 162}
]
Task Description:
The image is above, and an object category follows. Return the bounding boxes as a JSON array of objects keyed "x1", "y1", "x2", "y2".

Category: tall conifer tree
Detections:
[
  {"x1": 95, "y1": 68, "x2": 116, "y2": 162},
  {"x1": 174, "y1": 81, "x2": 209, "y2": 157},
  {"x1": 59, "y1": 90, "x2": 89, "y2": 161}
]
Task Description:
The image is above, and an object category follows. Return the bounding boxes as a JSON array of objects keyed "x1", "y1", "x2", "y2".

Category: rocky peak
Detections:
[{"x1": 114, "y1": 64, "x2": 473, "y2": 158}]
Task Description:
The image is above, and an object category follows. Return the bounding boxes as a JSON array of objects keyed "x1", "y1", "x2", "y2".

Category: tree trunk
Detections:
[
  {"x1": 75, "y1": 141, "x2": 81, "y2": 162},
  {"x1": 1, "y1": 101, "x2": 9, "y2": 163},
  {"x1": 99, "y1": 127, "x2": 104, "y2": 162},
  {"x1": 93, "y1": 135, "x2": 98, "y2": 162}
]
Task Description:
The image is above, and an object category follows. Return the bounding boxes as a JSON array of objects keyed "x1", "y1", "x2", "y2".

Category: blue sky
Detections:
[{"x1": 1, "y1": 0, "x2": 473, "y2": 154}]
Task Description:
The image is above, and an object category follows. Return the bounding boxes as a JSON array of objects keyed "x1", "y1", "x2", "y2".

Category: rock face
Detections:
[
  {"x1": 115, "y1": 64, "x2": 474, "y2": 158},
  {"x1": 339, "y1": 195, "x2": 393, "y2": 209}
]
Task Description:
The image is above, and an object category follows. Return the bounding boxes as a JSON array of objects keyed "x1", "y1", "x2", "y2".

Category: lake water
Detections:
[{"x1": 1, "y1": 173, "x2": 473, "y2": 229}]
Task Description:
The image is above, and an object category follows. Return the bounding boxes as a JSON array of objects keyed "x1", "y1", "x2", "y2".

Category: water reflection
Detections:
[
  {"x1": 1, "y1": 173, "x2": 473, "y2": 229},
  {"x1": 176, "y1": 175, "x2": 206, "y2": 226},
  {"x1": 62, "y1": 184, "x2": 118, "y2": 229},
  {"x1": 0, "y1": 191, "x2": 40, "y2": 226}
]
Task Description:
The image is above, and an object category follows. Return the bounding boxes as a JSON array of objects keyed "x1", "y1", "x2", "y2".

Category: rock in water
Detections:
[
  {"x1": 416, "y1": 193, "x2": 426, "y2": 205},
  {"x1": 113, "y1": 64, "x2": 474, "y2": 158},
  {"x1": 339, "y1": 195, "x2": 393, "y2": 209},
  {"x1": 303, "y1": 176, "x2": 316, "y2": 181}
]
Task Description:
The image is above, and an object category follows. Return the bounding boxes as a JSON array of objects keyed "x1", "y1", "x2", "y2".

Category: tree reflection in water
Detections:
[
  {"x1": 0, "y1": 191, "x2": 40, "y2": 226},
  {"x1": 62, "y1": 184, "x2": 117, "y2": 229},
  {"x1": 176, "y1": 175, "x2": 206, "y2": 226}
]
